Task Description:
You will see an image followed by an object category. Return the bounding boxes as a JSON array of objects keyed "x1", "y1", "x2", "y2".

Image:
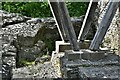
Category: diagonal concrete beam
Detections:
[
  {"x1": 48, "y1": 0, "x2": 80, "y2": 51},
  {"x1": 78, "y1": 1, "x2": 98, "y2": 42},
  {"x1": 48, "y1": 0, "x2": 69, "y2": 42},
  {"x1": 89, "y1": 0, "x2": 119, "y2": 50}
]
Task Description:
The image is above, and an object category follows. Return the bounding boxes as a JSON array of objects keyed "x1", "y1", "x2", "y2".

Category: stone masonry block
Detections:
[{"x1": 65, "y1": 49, "x2": 106, "y2": 61}]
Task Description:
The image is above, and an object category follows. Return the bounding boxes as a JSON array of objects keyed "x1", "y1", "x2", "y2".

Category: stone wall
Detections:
[{"x1": 0, "y1": 10, "x2": 85, "y2": 79}]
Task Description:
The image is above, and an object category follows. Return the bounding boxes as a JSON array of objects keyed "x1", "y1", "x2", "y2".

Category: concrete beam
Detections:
[
  {"x1": 48, "y1": 1, "x2": 69, "y2": 42},
  {"x1": 55, "y1": 40, "x2": 91, "y2": 53},
  {"x1": 48, "y1": 0, "x2": 80, "y2": 51},
  {"x1": 89, "y1": 1, "x2": 119, "y2": 50},
  {"x1": 65, "y1": 50, "x2": 106, "y2": 61},
  {"x1": 78, "y1": 2, "x2": 98, "y2": 42}
]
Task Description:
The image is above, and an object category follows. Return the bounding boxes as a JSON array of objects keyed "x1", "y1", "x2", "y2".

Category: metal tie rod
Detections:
[
  {"x1": 48, "y1": 0, "x2": 80, "y2": 51},
  {"x1": 89, "y1": 0, "x2": 119, "y2": 50}
]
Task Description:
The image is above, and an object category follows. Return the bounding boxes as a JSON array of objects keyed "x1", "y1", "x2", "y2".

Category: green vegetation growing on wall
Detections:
[{"x1": 2, "y1": 2, "x2": 88, "y2": 17}]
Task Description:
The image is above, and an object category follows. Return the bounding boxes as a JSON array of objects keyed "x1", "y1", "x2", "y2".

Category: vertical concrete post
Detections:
[
  {"x1": 89, "y1": 1, "x2": 119, "y2": 50},
  {"x1": 48, "y1": 0, "x2": 80, "y2": 51}
]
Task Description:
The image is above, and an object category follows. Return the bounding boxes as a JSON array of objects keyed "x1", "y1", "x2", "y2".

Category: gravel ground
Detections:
[
  {"x1": 12, "y1": 61, "x2": 61, "y2": 79},
  {"x1": 12, "y1": 51, "x2": 63, "y2": 79}
]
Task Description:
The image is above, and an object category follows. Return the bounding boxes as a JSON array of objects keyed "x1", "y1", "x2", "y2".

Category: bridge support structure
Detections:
[
  {"x1": 48, "y1": 0, "x2": 80, "y2": 51},
  {"x1": 49, "y1": 0, "x2": 120, "y2": 79},
  {"x1": 89, "y1": 1, "x2": 119, "y2": 50}
]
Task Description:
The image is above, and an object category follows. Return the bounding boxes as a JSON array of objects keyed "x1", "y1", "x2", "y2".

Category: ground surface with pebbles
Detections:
[
  {"x1": 12, "y1": 62, "x2": 61, "y2": 79},
  {"x1": 12, "y1": 52, "x2": 63, "y2": 79}
]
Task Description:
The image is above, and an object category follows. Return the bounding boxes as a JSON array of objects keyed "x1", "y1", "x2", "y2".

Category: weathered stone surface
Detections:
[
  {"x1": 1, "y1": 10, "x2": 86, "y2": 61},
  {"x1": 79, "y1": 66, "x2": 120, "y2": 79},
  {"x1": 0, "y1": 29, "x2": 3, "y2": 80},
  {"x1": 65, "y1": 49, "x2": 106, "y2": 61},
  {"x1": 80, "y1": 50, "x2": 106, "y2": 61},
  {"x1": 17, "y1": 40, "x2": 45, "y2": 61},
  {"x1": 65, "y1": 50, "x2": 81, "y2": 60},
  {"x1": 1, "y1": 10, "x2": 31, "y2": 28},
  {"x1": 2, "y1": 44, "x2": 16, "y2": 68},
  {"x1": 3, "y1": 56, "x2": 16, "y2": 67},
  {"x1": 60, "y1": 52, "x2": 120, "y2": 79},
  {"x1": 12, "y1": 62, "x2": 60, "y2": 79},
  {"x1": 0, "y1": 10, "x2": 88, "y2": 79},
  {"x1": 2, "y1": 62, "x2": 12, "y2": 79},
  {"x1": 35, "y1": 55, "x2": 51, "y2": 65}
]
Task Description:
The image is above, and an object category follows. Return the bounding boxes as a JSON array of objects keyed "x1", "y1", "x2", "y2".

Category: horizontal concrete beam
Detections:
[
  {"x1": 55, "y1": 40, "x2": 91, "y2": 53},
  {"x1": 65, "y1": 49, "x2": 106, "y2": 61}
]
